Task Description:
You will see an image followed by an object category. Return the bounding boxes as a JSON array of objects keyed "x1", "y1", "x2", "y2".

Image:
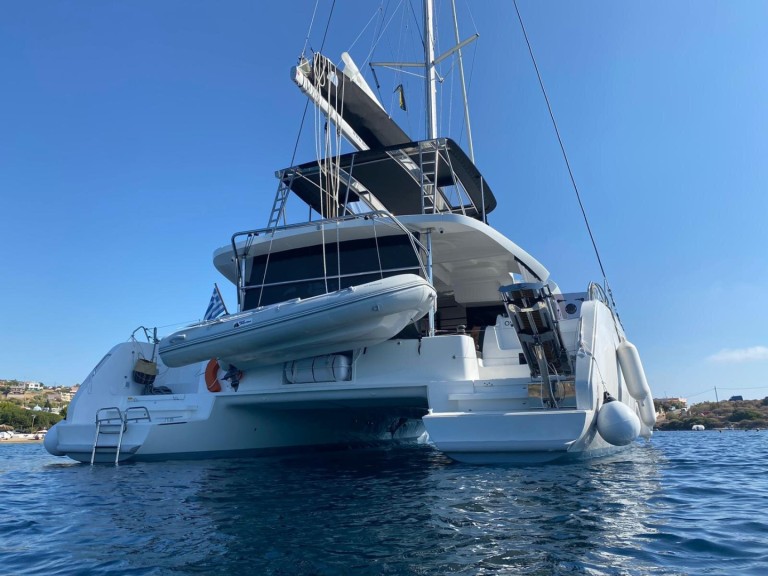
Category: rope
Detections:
[
  {"x1": 289, "y1": 0, "x2": 337, "y2": 169},
  {"x1": 512, "y1": 0, "x2": 608, "y2": 282},
  {"x1": 372, "y1": 217, "x2": 384, "y2": 279}
]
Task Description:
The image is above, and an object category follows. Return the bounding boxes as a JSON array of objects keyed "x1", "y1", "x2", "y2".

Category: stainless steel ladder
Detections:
[
  {"x1": 267, "y1": 170, "x2": 296, "y2": 229},
  {"x1": 90, "y1": 406, "x2": 151, "y2": 465},
  {"x1": 418, "y1": 141, "x2": 440, "y2": 214}
]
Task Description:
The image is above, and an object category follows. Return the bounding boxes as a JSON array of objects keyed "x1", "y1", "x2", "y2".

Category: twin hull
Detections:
[{"x1": 46, "y1": 296, "x2": 652, "y2": 464}]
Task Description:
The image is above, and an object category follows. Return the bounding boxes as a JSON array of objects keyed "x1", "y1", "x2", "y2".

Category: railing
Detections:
[
  {"x1": 587, "y1": 281, "x2": 624, "y2": 334},
  {"x1": 231, "y1": 210, "x2": 426, "y2": 253},
  {"x1": 230, "y1": 210, "x2": 430, "y2": 310},
  {"x1": 587, "y1": 282, "x2": 609, "y2": 306}
]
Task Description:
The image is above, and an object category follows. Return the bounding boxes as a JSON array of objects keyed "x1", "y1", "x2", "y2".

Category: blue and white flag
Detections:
[{"x1": 204, "y1": 284, "x2": 228, "y2": 320}]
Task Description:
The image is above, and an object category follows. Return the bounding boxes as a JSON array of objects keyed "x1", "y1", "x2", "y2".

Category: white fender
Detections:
[
  {"x1": 617, "y1": 340, "x2": 656, "y2": 427},
  {"x1": 597, "y1": 399, "x2": 641, "y2": 446}
]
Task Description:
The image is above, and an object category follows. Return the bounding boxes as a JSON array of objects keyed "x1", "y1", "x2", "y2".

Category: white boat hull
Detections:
[
  {"x1": 47, "y1": 404, "x2": 427, "y2": 464},
  {"x1": 45, "y1": 298, "x2": 650, "y2": 465},
  {"x1": 159, "y1": 274, "x2": 435, "y2": 368},
  {"x1": 422, "y1": 299, "x2": 649, "y2": 464},
  {"x1": 45, "y1": 339, "x2": 432, "y2": 464}
]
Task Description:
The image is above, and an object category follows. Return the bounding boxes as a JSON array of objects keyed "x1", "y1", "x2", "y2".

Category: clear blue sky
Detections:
[{"x1": 2, "y1": 1, "x2": 766, "y2": 403}]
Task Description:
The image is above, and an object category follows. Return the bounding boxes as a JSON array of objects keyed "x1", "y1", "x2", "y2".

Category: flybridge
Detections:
[
  {"x1": 276, "y1": 138, "x2": 496, "y2": 221},
  {"x1": 284, "y1": 52, "x2": 496, "y2": 223}
]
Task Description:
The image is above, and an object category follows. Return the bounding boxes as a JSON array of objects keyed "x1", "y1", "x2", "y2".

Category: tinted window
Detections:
[{"x1": 244, "y1": 235, "x2": 420, "y2": 309}]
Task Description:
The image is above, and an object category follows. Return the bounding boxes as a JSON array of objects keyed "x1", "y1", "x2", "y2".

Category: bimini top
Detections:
[{"x1": 278, "y1": 138, "x2": 497, "y2": 221}]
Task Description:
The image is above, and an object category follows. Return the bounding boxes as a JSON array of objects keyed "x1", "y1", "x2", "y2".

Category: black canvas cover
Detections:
[
  {"x1": 281, "y1": 138, "x2": 496, "y2": 219},
  {"x1": 310, "y1": 53, "x2": 411, "y2": 150}
]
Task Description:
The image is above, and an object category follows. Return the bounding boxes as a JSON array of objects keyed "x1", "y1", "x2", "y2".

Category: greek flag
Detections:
[{"x1": 204, "y1": 284, "x2": 228, "y2": 320}]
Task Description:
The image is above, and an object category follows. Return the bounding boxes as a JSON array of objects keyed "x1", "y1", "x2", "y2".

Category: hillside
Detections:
[
  {"x1": 0, "y1": 401, "x2": 63, "y2": 433},
  {"x1": 656, "y1": 398, "x2": 768, "y2": 431}
]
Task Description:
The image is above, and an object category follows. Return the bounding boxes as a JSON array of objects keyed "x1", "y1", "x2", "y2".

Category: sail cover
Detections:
[{"x1": 292, "y1": 53, "x2": 411, "y2": 150}]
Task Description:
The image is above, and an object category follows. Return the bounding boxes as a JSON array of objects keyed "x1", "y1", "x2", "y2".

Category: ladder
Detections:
[
  {"x1": 418, "y1": 141, "x2": 440, "y2": 214},
  {"x1": 267, "y1": 171, "x2": 295, "y2": 229},
  {"x1": 90, "y1": 406, "x2": 151, "y2": 465}
]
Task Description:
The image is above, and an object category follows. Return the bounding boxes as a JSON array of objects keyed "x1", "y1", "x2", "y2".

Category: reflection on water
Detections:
[{"x1": 1, "y1": 433, "x2": 766, "y2": 575}]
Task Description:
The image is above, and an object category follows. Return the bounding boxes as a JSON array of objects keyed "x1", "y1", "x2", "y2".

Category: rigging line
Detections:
[
  {"x1": 348, "y1": 2, "x2": 388, "y2": 60},
  {"x1": 321, "y1": 222, "x2": 329, "y2": 293},
  {"x1": 362, "y1": 0, "x2": 406, "y2": 69},
  {"x1": 382, "y1": 3, "x2": 405, "y2": 115},
  {"x1": 512, "y1": 0, "x2": 608, "y2": 282},
  {"x1": 408, "y1": 0, "x2": 424, "y2": 49},
  {"x1": 319, "y1": 0, "x2": 337, "y2": 54},
  {"x1": 301, "y1": 0, "x2": 321, "y2": 59},
  {"x1": 367, "y1": 3, "x2": 401, "y2": 114},
  {"x1": 290, "y1": 0, "x2": 336, "y2": 169},
  {"x1": 289, "y1": 102, "x2": 311, "y2": 178},
  {"x1": 291, "y1": 0, "x2": 336, "y2": 172},
  {"x1": 372, "y1": 217, "x2": 384, "y2": 279},
  {"x1": 455, "y1": 33, "x2": 477, "y2": 151}
]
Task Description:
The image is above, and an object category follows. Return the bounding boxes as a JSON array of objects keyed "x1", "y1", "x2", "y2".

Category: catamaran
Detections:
[{"x1": 45, "y1": 1, "x2": 655, "y2": 464}]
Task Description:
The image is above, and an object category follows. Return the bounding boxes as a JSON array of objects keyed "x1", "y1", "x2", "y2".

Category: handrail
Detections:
[
  {"x1": 230, "y1": 211, "x2": 430, "y2": 304},
  {"x1": 587, "y1": 282, "x2": 609, "y2": 305},
  {"x1": 587, "y1": 281, "x2": 625, "y2": 336},
  {"x1": 240, "y1": 265, "x2": 423, "y2": 292},
  {"x1": 231, "y1": 210, "x2": 424, "y2": 251}
]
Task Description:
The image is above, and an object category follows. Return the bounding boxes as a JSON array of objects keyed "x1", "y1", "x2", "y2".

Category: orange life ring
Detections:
[
  {"x1": 204, "y1": 359, "x2": 245, "y2": 392},
  {"x1": 204, "y1": 359, "x2": 222, "y2": 393}
]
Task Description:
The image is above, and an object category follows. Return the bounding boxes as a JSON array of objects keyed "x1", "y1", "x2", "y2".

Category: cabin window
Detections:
[{"x1": 243, "y1": 235, "x2": 421, "y2": 310}]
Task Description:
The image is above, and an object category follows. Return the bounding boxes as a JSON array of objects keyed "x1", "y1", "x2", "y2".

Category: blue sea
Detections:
[{"x1": 1, "y1": 431, "x2": 766, "y2": 575}]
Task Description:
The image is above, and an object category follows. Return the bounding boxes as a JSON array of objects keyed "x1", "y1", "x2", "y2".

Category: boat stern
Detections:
[{"x1": 423, "y1": 409, "x2": 594, "y2": 464}]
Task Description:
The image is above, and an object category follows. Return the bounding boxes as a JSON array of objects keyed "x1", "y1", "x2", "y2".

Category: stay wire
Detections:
[
  {"x1": 512, "y1": 0, "x2": 607, "y2": 282},
  {"x1": 319, "y1": 0, "x2": 337, "y2": 54},
  {"x1": 300, "y1": 0, "x2": 321, "y2": 60},
  {"x1": 289, "y1": 0, "x2": 337, "y2": 168}
]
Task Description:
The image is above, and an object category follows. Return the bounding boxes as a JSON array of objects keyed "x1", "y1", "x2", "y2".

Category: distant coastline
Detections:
[
  {"x1": 655, "y1": 397, "x2": 768, "y2": 431},
  {"x1": 0, "y1": 438, "x2": 44, "y2": 444}
]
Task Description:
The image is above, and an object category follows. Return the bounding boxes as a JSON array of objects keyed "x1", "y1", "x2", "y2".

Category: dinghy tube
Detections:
[{"x1": 617, "y1": 340, "x2": 656, "y2": 429}]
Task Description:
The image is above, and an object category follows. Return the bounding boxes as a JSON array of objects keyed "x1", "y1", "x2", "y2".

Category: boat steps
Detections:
[
  {"x1": 448, "y1": 382, "x2": 529, "y2": 401},
  {"x1": 444, "y1": 378, "x2": 578, "y2": 412},
  {"x1": 448, "y1": 387, "x2": 539, "y2": 412},
  {"x1": 90, "y1": 406, "x2": 151, "y2": 465}
]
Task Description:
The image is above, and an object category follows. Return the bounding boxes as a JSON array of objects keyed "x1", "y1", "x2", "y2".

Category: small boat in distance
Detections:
[{"x1": 45, "y1": 1, "x2": 655, "y2": 465}]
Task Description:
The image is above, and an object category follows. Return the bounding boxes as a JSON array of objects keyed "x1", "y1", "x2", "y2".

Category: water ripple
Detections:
[{"x1": 1, "y1": 432, "x2": 767, "y2": 575}]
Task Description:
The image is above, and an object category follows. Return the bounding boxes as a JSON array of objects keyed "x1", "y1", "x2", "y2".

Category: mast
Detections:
[
  {"x1": 370, "y1": 0, "x2": 476, "y2": 142},
  {"x1": 424, "y1": 0, "x2": 438, "y2": 140},
  {"x1": 423, "y1": 0, "x2": 437, "y2": 337}
]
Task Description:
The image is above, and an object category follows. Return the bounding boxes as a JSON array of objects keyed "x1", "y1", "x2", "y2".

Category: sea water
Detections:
[{"x1": 1, "y1": 431, "x2": 766, "y2": 575}]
